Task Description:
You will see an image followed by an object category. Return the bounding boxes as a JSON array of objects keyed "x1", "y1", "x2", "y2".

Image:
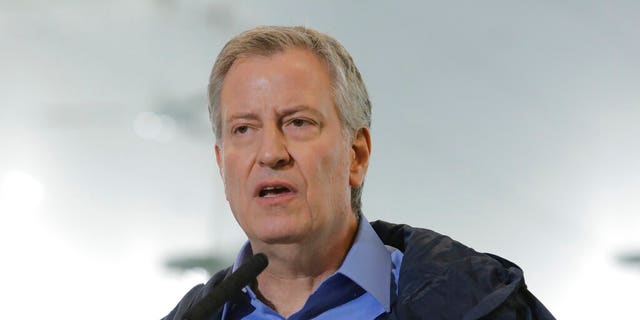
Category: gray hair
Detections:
[{"x1": 208, "y1": 25, "x2": 371, "y2": 214}]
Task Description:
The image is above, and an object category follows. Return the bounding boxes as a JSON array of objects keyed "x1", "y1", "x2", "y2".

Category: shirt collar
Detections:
[
  {"x1": 231, "y1": 214, "x2": 392, "y2": 311},
  {"x1": 336, "y1": 214, "x2": 392, "y2": 311}
]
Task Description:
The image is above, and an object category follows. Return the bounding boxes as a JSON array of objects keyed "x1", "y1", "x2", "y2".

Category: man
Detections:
[{"x1": 164, "y1": 26, "x2": 555, "y2": 320}]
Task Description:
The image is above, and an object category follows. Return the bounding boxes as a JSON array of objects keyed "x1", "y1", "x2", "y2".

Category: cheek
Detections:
[
  {"x1": 221, "y1": 151, "x2": 251, "y2": 198},
  {"x1": 310, "y1": 145, "x2": 351, "y2": 189}
]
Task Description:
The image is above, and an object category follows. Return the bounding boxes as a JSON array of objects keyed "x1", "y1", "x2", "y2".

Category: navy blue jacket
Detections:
[{"x1": 163, "y1": 220, "x2": 555, "y2": 320}]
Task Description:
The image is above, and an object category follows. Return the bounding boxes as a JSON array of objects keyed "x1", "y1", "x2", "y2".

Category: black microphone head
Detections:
[
  {"x1": 229, "y1": 253, "x2": 268, "y2": 286},
  {"x1": 182, "y1": 253, "x2": 269, "y2": 320},
  {"x1": 250, "y1": 253, "x2": 268, "y2": 272}
]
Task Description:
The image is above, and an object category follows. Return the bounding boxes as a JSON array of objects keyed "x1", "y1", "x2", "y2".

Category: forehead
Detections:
[
  {"x1": 219, "y1": 48, "x2": 334, "y2": 113},
  {"x1": 232, "y1": 47, "x2": 330, "y2": 75}
]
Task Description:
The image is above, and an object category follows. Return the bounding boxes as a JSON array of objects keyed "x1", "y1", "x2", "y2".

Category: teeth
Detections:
[{"x1": 259, "y1": 185, "x2": 290, "y2": 197}]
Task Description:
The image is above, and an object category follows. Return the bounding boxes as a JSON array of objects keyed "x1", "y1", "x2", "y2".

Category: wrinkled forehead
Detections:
[
  {"x1": 231, "y1": 46, "x2": 334, "y2": 79},
  {"x1": 222, "y1": 49, "x2": 333, "y2": 103},
  {"x1": 220, "y1": 48, "x2": 336, "y2": 119}
]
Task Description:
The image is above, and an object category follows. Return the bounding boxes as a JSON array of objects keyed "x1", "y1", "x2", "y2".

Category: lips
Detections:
[
  {"x1": 254, "y1": 181, "x2": 296, "y2": 198},
  {"x1": 259, "y1": 185, "x2": 291, "y2": 197}
]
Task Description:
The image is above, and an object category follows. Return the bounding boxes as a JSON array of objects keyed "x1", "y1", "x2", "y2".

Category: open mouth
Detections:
[{"x1": 258, "y1": 185, "x2": 292, "y2": 198}]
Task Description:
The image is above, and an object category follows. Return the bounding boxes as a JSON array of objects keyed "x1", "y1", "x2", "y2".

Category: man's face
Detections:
[{"x1": 215, "y1": 48, "x2": 369, "y2": 246}]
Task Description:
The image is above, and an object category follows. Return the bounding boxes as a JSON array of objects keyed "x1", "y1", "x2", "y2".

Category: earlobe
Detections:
[{"x1": 349, "y1": 128, "x2": 371, "y2": 188}]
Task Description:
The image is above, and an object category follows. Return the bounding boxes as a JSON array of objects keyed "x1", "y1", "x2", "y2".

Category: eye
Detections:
[
  {"x1": 284, "y1": 117, "x2": 319, "y2": 139},
  {"x1": 291, "y1": 118, "x2": 307, "y2": 127},
  {"x1": 287, "y1": 117, "x2": 317, "y2": 128},
  {"x1": 233, "y1": 125, "x2": 250, "y2": 134}
]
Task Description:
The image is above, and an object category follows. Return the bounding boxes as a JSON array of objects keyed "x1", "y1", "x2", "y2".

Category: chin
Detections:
[
  {"x1": 248, "y1": 219, "x2": 310, "y2": 245},
  {"x1": 252, "y1": 230, "x2": 307, "y2": 245}
]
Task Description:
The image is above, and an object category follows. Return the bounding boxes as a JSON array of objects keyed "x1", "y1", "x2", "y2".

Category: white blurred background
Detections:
[{"x1": 1, "y1": 1, "x2": 638, "y2": 319}]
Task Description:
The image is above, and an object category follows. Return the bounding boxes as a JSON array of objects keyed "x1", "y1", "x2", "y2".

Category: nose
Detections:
[{"x1": 257, "y1": 125, "x2": 292, "y2": 169}]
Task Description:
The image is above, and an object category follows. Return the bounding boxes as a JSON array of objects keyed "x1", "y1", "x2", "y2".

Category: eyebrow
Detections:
[
  {"x1": 226, "y1": 112, "x2": 260, "y2": 122},
  {"x1": 276, "y1": 105, "x2": 323, "y2": 119}
]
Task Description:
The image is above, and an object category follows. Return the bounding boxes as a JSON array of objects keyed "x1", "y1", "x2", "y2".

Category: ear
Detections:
[
  {"x1": 349, "y1": 128, "x2": 371, "y2": 188},
  {"x1": 215, "y1": 143, "x2": 224, "y2": 181}
]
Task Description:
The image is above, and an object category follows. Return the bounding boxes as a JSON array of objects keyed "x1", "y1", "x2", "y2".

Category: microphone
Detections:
[{"x1": 182, "y1": 253, "x2": 269, "y2": 320}]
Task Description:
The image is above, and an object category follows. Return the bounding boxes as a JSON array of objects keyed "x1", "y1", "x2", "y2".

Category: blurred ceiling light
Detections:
[
  {"x1": 0, "y1": 170, "x2": 44, "y2": 212},
  {"x1": 133, "y1": 111, "x2": 177, "y2": 142}
]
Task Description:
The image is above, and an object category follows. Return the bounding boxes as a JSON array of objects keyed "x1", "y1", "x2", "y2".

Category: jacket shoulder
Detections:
[{"x1": 371, "y1": 220, "x2": 555, "y2": 320}]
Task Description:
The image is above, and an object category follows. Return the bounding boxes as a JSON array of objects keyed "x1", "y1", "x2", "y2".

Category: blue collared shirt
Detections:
[{"x1": 222, "y1": 215, "x2": 404, "y2": 319}]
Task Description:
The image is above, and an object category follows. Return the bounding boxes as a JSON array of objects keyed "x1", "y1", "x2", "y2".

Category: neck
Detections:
[{"x1": 250, "y1": 214, "x2": 359, "y2": 317}]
